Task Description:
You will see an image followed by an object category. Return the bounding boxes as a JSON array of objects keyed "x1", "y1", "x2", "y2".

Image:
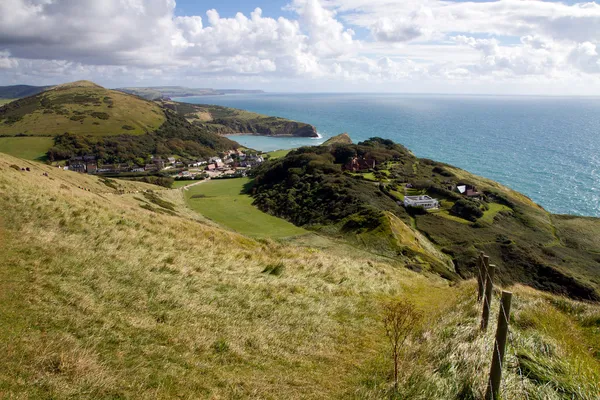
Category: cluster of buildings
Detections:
[
  {"x1": 65, "y1": 149, "x2": 266, "y2": 179},
  {"x1": 402, "y1": 183, "x2": 482, "y2": 210}
]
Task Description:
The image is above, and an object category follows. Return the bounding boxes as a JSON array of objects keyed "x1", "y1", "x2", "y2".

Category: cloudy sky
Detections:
[{"x1": 1, "y1": 0, "x2": 600, "y2": 94}]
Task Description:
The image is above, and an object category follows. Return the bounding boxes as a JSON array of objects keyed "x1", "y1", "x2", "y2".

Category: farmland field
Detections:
[
  {"x1": 0, "y1": 137, "x2": 54, "y2": 160},
  {"x1": 184, "y1": 178, "x2": 308, "y2": 238}
]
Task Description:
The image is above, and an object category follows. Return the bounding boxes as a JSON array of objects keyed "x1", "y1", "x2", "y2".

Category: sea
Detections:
[{"x1": 173, "y1": 93, "x2": 600, "y2": 218}]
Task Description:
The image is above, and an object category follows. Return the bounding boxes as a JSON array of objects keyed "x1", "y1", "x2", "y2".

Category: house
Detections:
[
  {"x1": 131, "y1": 167, "x2": 145, "y2": 172},
  {"x1": 404, "y1": 195, "x2": 440, "y2": 210},
  {"x1": 70, "y1": 161, "x2": 87, "y2": 173},
  {"x1": 167, "y1": 157, "x2": 176, "y2": 165},
  {"x1": 86, "y1": 161, "x2": 98, "y2": 174},
  {"x1": 223, "y1": 157, "x2": 234, "y2": 165},
  {"x1": 457, "y1": 184, "x2": 481, "y2": 198},
  {"x1": 344, "y1": 157, "x2": 376, "y2": 172},
  {"x1": 209, "y1": 157, "x2": 222, "y2": 164},
  {"x1": 206, "y1": 163, "x2": 216, "y2": 171}
]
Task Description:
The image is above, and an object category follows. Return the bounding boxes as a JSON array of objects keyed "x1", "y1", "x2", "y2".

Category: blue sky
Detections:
[{"x1": 174, "y1": 0, "x2": 290, "y2": 19}]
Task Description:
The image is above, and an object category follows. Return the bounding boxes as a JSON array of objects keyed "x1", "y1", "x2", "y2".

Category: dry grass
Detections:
[{"x1": 1, "y1": 153, "x2": 598, "y2": 399}]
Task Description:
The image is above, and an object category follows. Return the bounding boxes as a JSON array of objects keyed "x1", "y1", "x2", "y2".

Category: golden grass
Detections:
[{"x1": 1, "y1": 153, "x2": 599, "y2": 399}]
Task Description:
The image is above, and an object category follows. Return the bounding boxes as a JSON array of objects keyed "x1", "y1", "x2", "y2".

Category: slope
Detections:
[
  {"x1": 251, "y1": 139, "x2": 600, "y2": 300},
  {"x1": 1, "y1": 153, "x2": 599, "y2": 399},
  {"x1": 0, "y1": 81, "x2": 165, "y2": 136}
]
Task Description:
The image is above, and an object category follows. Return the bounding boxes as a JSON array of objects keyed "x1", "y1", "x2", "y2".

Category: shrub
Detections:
[
  {"x1": 450, "y1": 199, "x2": 483, "y2": 221},
  {"x1": 122, "y1": 125, "x2": 135, "y2": 131},
  {"x1": 91, "y1": 112, "x2": 110, "y2": 120},
  {"x1": 383, "y1": 299, "x2": 423, "y2": 391}
]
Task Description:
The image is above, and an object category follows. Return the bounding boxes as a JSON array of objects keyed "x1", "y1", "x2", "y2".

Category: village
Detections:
[{"x1": 62, "y1": 149, "x2": 266, "y2": 181}]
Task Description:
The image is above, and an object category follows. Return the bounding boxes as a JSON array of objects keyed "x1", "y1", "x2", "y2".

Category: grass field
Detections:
[
  {"x1": 0, "y1": 82, "x2": 165, "y2": 136},
  {"x1": 0, "y1": 99, "x2": 15, "y2": 106},
  {"x1": 0, "y1": 137, "x2": 54, "y2": 160},
  {"x1": 481, "y1": 202, "x2": 512, "y2": 224},
  {"x1": 185, "y1": 178, "x2": 308, "y2": 238},
  {"x1": 266, "y1": 149, "x2": 292, "y2": 159}
]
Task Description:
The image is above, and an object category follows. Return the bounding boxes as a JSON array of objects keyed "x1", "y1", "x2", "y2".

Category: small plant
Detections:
[
  {"x1": 383, "y1": 299, "x2": 423, "y2": 391},
  {"x1": 262, "y1": 262, "x2": 285, "y2": 276},
  {"x1": 212, "y1": 338, "x2": 230, "y2": 354}
]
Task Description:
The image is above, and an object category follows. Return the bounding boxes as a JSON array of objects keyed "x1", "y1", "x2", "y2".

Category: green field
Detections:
[
  {"x1": 185, "y1": 178, "x2": 308, "y2": 238},
  {"x1": 0, "y1": 137, "x2": 54, "y2": 160},
  {"x1": 0, "y1": 99, "x2": 15, "y2": 106},
  {"x1": 266, "y1": 149, "x2": 292, "y2": 159}
]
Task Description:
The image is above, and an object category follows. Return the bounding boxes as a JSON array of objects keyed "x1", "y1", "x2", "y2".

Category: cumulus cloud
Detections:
[{"x1": 0, "y1": 0, "x2": 600, "y2": 93}]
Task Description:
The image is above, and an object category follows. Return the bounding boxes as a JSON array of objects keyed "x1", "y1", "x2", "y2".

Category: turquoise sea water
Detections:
[{"x1": 175, "y1": 93, "x2": 600, "y2": 217}]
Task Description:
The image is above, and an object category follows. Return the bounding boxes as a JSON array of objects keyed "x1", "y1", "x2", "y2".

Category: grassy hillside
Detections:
[
  {"x1": 251, "y1": 139, "x2": 600, "y2": 300},
  {"x1": 165, "y1": 101, "x2": 319, "y2": 137},
  {"x1": 0, "y1": 99, "x2": 15, "y2": 106},
  {"x1": 0, "y1": 81, "x2": 165, "y2": 136},
  {"x1": 1, "y1": 152, "x2": 599, "y2": 399},
  {"x1": 0, "y1": 137, "x2": 54, "y2": 160},
  {"x1": 323, "y1": 133, "x2": 353, "y2": 146}
]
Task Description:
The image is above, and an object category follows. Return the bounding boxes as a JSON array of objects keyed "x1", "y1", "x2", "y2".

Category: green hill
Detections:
[
  {"x1": 0, "y1": 81, "x2": 165, "y2": 136},
  {"x1": 165, "y1": 101, "x2": 319, "y2": 137},
  {"x1": 1, "y1": 152, "x2": 599, "y2": 399},
  {"x1": 0, "y1": 84, "x2": 53, "y2": 100},
  {"x1": 251, "y1": 138, "x2": 600, "y2": 300},
  {"x1": 323, "y1": 132, "x2": 353, "y2": 146}
]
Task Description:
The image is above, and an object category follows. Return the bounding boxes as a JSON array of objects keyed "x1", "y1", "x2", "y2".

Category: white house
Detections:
[
  {"x1": 404, "y1": 195, "x2": 440, "y2": 210},
  {"x1": 209, "y1": 157, "x2": 222, "y2": 164}
]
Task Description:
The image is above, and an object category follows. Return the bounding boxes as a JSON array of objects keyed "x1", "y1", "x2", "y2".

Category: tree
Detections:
[{"x1": 383, "y1": 299, "x2": 423, "y2": 391}]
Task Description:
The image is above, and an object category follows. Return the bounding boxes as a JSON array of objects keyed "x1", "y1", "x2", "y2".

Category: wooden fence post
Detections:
[
  {"x1": 477, "y1": 252, "x2": 486, "y2": 302},
  {"x1": 485, "y1": 291, "x2": 513, "y2": 400},
  {"x1": 480, "y1": 264, "x2": 496, "y2": 331}
]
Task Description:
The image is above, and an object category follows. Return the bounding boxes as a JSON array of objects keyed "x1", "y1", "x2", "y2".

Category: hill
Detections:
[
  {"x1": 164, "y1": 101, "x2": 319, "y2": 137},
  {"x1": 250, "y1": 138, "x2": 600, "y2": 300},
  {"x1": 0, "y1": 84, "x2": 53, "y2": 100},
  {"x1": 323, "y1": 132, "x2": 353, "y2": 146},
  {"x1": 1, "y1": 152, "x2": 599, "y2": 399},
  {"x1": 0, "y1": 81, "x2": 166, "y2": 137},
  {"x1": 117, "y1": 86, "x2": 264, "y2": 101}
]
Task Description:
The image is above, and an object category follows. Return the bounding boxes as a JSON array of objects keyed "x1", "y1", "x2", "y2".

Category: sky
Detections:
[{"x1": 1, "y1": 0, "x2": 600, "y2": 95}]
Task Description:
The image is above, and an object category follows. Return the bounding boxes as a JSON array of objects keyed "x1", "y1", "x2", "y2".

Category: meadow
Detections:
[
  {"x1": 265, "y1": 149, "x2": 292, "y2": 159},
  {"x1": 0, "y1": 136, "x2": 54, "y2": 160},
  {"x1": 1, "y1": 153, "x2": 599, "y2": 399},
  {"x1": 0, "y1": 99, "x2": 15, "y2": 106},
  {"x1": 184, "y1": 178, "x2": 308, "y2": 238}
]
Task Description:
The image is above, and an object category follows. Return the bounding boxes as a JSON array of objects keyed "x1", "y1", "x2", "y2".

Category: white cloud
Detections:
[{"x1": 0, "y1": 0, "x2": 600, "y2": 93}]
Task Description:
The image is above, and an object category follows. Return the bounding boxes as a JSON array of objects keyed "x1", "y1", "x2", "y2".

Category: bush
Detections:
[
  {"x1": 450, "y1": 199, "x2": 483, "y2": 221},
  {"x1": 122, "y1": 125, "x2": 135, "y2": 130},
  {"x1": 91, "y1": 112, "x2": 110, "y2": 120}
]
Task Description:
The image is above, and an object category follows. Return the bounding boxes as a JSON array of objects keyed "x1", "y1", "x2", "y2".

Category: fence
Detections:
[{"x1": 476, "y1": 251, "x2": 520, "y2": 400}]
